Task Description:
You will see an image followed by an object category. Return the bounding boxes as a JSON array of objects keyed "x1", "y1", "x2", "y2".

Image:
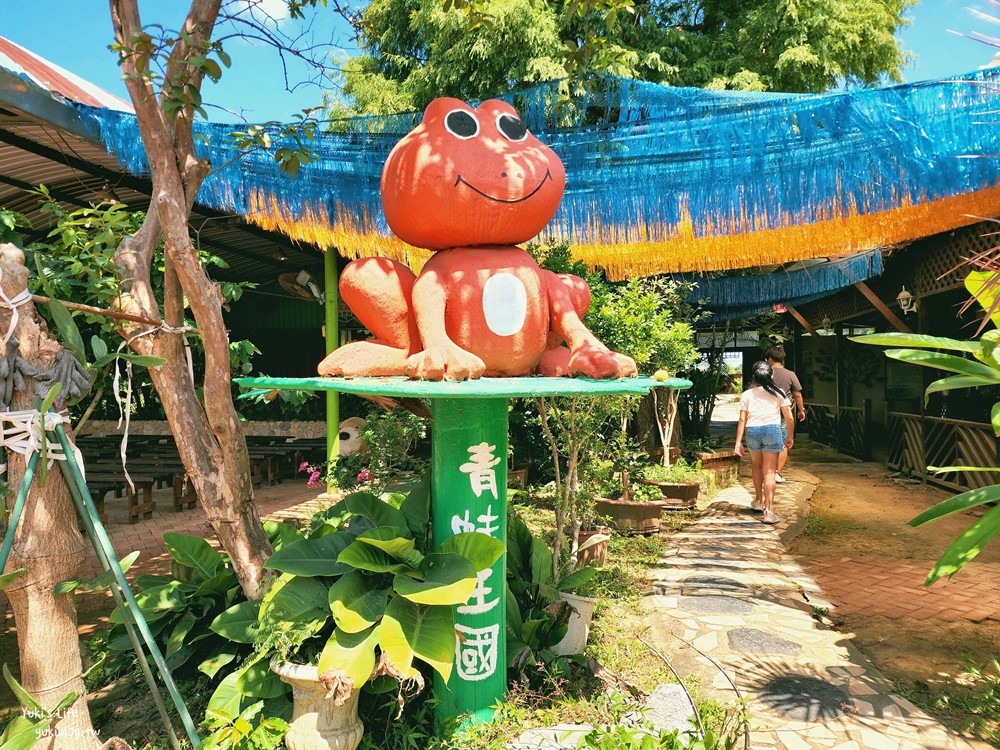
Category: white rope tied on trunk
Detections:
[
  {"x1": 0, "y1": 266, "x2": 33, "y2": 347},
  {"x1": 112, "y1": 321, "x2": 195, "y2": 494},
  {"x1": 0, "y1": 409, "x2": 84, "y2": 477}
]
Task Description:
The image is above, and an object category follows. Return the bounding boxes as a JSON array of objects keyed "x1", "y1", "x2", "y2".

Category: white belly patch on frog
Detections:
[{"x1": 481, "y1": 272, "x2": 527, "y2": 336}]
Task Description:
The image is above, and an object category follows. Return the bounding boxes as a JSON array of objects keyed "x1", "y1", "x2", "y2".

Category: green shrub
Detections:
[{"x1": 642, "y1": 458, "x2": 704, "y2": 484}]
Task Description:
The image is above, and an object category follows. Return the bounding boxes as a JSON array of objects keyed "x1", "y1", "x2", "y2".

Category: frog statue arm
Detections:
[{"x1": 404, "y1": 267, "x2": 486, "y2": 381}]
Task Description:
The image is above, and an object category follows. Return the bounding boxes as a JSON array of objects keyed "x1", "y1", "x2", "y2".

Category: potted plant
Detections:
[
  {"x1": 582, "y1": 457, "x2": 665, "y2": 535},
  {"x1": 507, "y1": 515, "x2": 600, "y2": 663},
  {"x1": 640, "y1": 458, "x2": 703, "y2": 510},
  {"x1": 299, "y1": 407, "x2": 429, "y2": 494},
  {"x1": 214, "y1": 480, "x2": 503, "y2": 750}
]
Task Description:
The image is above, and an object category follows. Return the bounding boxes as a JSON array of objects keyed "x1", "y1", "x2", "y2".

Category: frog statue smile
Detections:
[{"x1": 318, "y1": 97, "x2": 638, "y2": 381}]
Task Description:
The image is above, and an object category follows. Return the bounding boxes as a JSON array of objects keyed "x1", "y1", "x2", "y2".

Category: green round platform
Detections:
[{"x1": 236, "y1": 374, "x2": 692, "y2": 399}]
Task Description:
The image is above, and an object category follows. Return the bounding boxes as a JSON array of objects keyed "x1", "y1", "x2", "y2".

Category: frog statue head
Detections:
[{"x1": 380, "y1": 97, "x2": 567, "y2": 250}]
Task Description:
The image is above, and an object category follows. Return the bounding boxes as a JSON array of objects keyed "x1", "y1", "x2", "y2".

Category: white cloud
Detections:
[{"x1": 229, "y1": 0, "x2": 291, "y2": 26}]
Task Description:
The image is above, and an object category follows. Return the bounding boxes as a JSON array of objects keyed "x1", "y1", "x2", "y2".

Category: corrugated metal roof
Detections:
[
  {"x1": 0, "y1": 36, "x2": 324, "y2": 287},
  {"x1": 0, "y1": 36, "x2": 132, "y2": 111}
]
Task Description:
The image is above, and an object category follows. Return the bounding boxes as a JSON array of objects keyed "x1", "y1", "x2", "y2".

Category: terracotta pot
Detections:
[
  {"x1": 552, "y1": 591, "x2": 598, "y2": 656},
  {"x1": 639, "y1": 479, "x2": 699, "y2": 511},
  {"x1": 576, "y1": 526, "x2": 611, "y2": 567},
  {"x1": 645, "y1": 446, "x2": 681, "y2": 463},
  {"x1": 271, "y1": 659, "x2": 364, "y2": 750},
  {"x1": 595, "y1": 497, "x2": 662, "y2": 535}
]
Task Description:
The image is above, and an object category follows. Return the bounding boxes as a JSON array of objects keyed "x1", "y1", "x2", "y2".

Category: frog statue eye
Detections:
[
  {"x1": 444, "y1": 109, "x2": 479, "y2": 140},
  {"x1": 496, "y1": 113, "x2": 528, "y2": 142}
]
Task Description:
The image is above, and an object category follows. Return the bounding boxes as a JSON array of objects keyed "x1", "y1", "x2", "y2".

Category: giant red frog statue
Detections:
[{"x1": 318, "y1": 97, "x2": 637, "y2": 381}]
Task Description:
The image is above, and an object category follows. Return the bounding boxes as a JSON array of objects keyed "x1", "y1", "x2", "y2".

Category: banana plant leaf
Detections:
[
  {"x1": 436, "y1": 531, "x2": 505, "y2": 571},
  {"x1": 850, "y1": 333, "x2": 979, "y2": 352},
  {"x1": 379, "y1": 597, "x2": 455, "y2": 682},
  {"x1": 354, "y1": 527, "x2": 419, "y2": 564},
  {"x1": 924, "y1": 504, "x2": 1000, "y2": 585},
  {"x1": 317, "y1": 626, "x2": 379, "y2": 688},
  {"x1": 210, "y1": 600, "x2": 262, "y2": 644},
  {"x1": 163, "y1": 533, "x2": 224, "y2": 580},
  {"x1": 343, "y1": 491, "x2": 408, "y2": 529},
  {"x1": 337, "y1": 540, "x2": 408, "y2": 574},
  {"x1": 263, "y1": 532, "x2": 353, "y2": 577},
  {"x1": 884, "y1": 349, "x2": 1000, "y2": 381},
  {"x1": 328, "y1": 570, "x2": 389, "y2": 633},
  {"x1": 392, "y1": 553, "x2": 478, "y2": 606},
  {"x1": 909, "y1": 484, "x2": 1000, "y2": 527}
]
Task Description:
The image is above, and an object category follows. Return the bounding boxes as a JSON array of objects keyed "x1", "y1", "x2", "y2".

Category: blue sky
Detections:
[{"x1": 2, "y1": 0, "x2": 998, "y2": 123}]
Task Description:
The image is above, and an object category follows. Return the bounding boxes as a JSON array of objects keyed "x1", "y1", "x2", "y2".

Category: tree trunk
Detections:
[
  {"x1": 0, "y1": 245, "x2": 100, "y2": 749},
  {"x1": 109, "y1": 0, "x2": 274, "y2": 599}
]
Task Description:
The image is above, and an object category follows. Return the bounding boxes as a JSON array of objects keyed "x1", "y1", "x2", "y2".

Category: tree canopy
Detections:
[{"x1": 331, "y1": 0, "x2": 916, "y2": 115}]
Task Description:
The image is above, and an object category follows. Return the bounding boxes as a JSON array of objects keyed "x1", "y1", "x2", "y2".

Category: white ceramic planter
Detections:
[
  {"x1": 552, "y1": 591, "x2": 598, "y2": 656},
  {"x1": 271, "y1": 659, "x2": 364, "y2": 750}
]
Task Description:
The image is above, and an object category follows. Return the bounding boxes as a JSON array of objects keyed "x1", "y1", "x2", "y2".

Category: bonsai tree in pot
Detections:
[
  {"x1": 583, "y1": 453, "x2": 664, "y2": 535},
  {"x1": 214, "y1": 478, "x2": 503, "y2": 750}
]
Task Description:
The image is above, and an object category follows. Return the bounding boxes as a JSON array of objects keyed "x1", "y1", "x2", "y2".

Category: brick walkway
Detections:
[
  {"x1": 79, "y1": 479, "x2": 331, "y2": 581},
  {"x1": 793, "y1": 557, "x2": 1000, "y2": 622}
]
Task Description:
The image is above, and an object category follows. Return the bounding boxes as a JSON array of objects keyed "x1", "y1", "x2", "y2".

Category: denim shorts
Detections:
[{"x1": 745, "y1": 424, "x2": 783, "y2": 453}]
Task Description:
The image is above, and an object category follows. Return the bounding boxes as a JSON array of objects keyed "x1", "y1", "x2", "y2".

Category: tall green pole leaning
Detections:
[{"x1": 325, "y1": 251, "x2": 340, "y2": 487}]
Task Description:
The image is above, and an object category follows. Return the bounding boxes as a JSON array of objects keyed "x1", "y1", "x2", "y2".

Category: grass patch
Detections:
[
  {"x1": 802, "y1": 511, "x2": 862, "y2": 542},
  {"x1": 661, "y1": 510, "x2": 699, "y2": 534},
  {"x1": 892, "y1": 659, "x2": 1000, "y2": 746}
]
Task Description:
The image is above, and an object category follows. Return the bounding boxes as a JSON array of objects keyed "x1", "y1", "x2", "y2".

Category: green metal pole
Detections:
[
  {"x1": 324, "y1": 252, "x2": 340, "y2": 491},
  {"x1": 52, "y1": 425, "x2": 201, "y2": 749},
  {"x1": 430, "y1": 397, "x2": 508, "y2": 726},
  {"x1": 55, "y1": 451, "x2": 185, "y2": 750},
  {"x1": 0, "y1": 450, "x2": 39, "y2": 574}
]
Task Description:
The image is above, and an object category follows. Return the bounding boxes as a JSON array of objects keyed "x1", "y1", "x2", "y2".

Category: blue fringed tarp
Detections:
[
  {"x1": 690, "y1": 250, "x2": 884, "y2": 320},
  {"x1": 77, "y1": 71, "x2": 1000, "y2": 277}
]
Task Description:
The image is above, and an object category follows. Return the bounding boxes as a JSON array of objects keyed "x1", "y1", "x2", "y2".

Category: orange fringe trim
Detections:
[
  {"x1": 245, "y1": 184, "x2": 1000, "y2": 280},
  {"x1": 246, "y1": 192, "x2": 433, "y2": 271}
]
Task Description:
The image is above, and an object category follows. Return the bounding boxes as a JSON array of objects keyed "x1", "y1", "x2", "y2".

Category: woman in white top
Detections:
[{"x1": 734, "y1": 361, "x2": 794, "y2": 524}]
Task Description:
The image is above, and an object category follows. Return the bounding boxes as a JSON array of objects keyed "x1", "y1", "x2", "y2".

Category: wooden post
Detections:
[
  {"x1": 786, "y1": 306, "x2": 834, "y2": 351},
  {"x1": 862, "y1": 398, "x2": 873, "y2": 460},
  {"x1": 853, "y1": 281, "x2": 912, "y2": 333}
]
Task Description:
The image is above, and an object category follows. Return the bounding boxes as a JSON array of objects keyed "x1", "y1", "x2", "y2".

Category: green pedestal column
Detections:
[
  {"x1": 324, "y1": 251, "x2": 340, "y2": 484},
  {"x1": 430, "y1": 397, "x2": 508, "y2": 726}
]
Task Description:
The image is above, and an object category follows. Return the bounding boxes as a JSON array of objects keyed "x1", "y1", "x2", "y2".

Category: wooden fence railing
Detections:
[
  {"x1": 886, "y1": 412, "x2": 1000, "y2": 491},
  {"x1": 803, "y1": 401, "x2": 872, "y2": 460}
]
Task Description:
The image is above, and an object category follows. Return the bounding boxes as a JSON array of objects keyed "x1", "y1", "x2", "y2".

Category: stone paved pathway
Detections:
[{"x1": 641, "y1": 471, "x2": 994, "y2": 750}]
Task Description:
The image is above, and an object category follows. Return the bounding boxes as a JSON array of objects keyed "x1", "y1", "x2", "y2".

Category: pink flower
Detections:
[
  {"x1": 357, "y1": 468, "x2": 372, "y2": 482},
  {"x1": 307, "y1": 469, "x2": 321, "y2": 487},
  {"x1": 298, "y1": 461, "x2": 310, "y2": 473}
]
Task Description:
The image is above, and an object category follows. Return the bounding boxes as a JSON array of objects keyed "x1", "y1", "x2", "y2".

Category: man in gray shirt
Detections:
[{"x1": 766, "y1": 346, "x2": 805, "y2": 482}]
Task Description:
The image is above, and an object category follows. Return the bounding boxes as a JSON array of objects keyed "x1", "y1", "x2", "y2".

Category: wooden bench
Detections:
[
  {"x1": 83, "y1": 471, "x2": 156, "y2": 524},
  {"x1": 172, "y1": 474, "x2": 197, "y2": 512}
]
